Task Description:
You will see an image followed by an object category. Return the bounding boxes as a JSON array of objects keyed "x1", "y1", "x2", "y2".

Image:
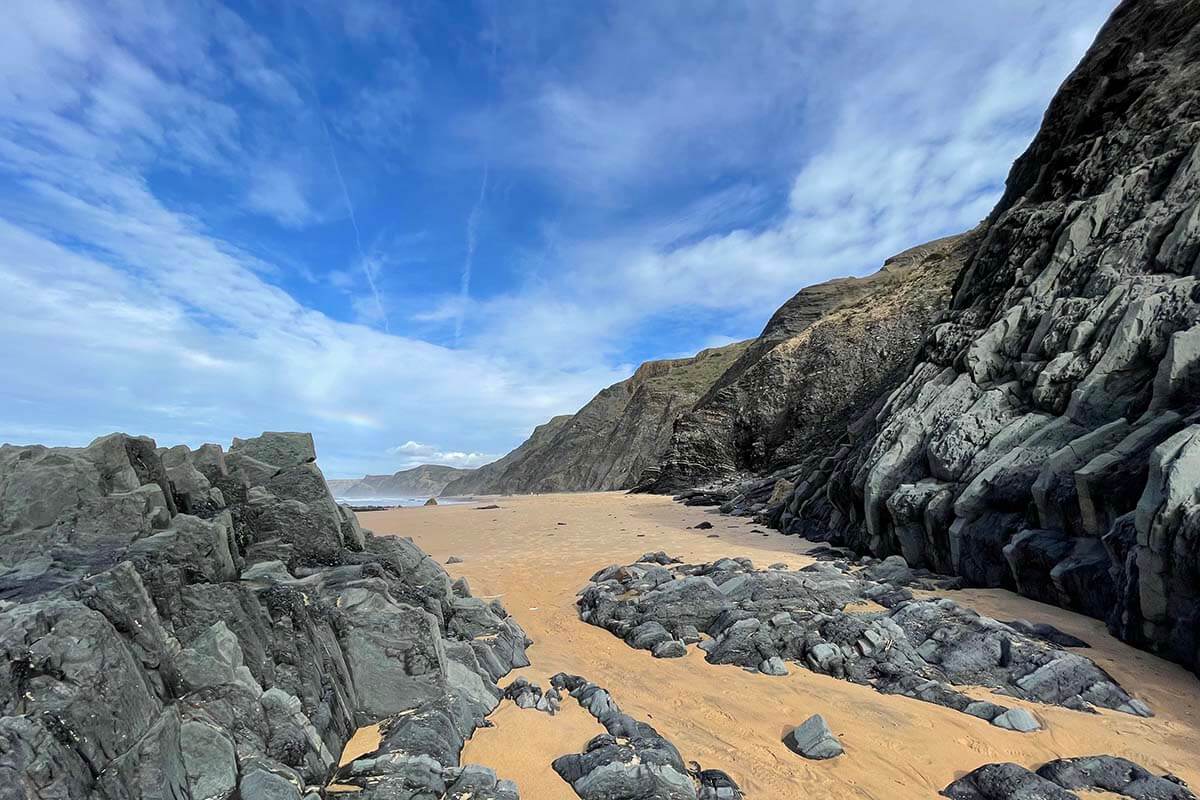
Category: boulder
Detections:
[{"x1": 783, "y1": 715, "x2": 843, "y2": 760}]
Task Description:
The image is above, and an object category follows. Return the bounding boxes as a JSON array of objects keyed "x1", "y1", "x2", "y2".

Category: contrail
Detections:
[
  {"x1": 316, "y1": 113, "x2": 390, "y2": 333},
  {"x1": 455, "y1": 1, "x2": 500, "y2": 343},
  {"x1": 456, "y1": 163, "x2": 488, "y2": 341}
]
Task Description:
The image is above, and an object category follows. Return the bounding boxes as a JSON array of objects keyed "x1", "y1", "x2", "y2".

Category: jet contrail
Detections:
[
  {"x1": 456, "y1": 163, "x2": 488, "y2": 341},
  {"x1": 316, "y1": 113, "x2": 390, "y2": 333},
  {"x1": 455, "y1": 1, "x2": 500, "y2": 343}
]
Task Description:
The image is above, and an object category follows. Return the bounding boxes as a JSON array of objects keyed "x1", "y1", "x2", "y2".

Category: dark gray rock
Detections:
[
  {"x1": 0, "y1": 431, "x2": 528, "y2": 798},
  {"x1": 782, "y1": 715, "x2": 842, "y2": 759},
  {"x1": 578, "y1": 556, "x2": 1150, "y2": 728},
  {"x1": 549, "y1": 673, "x2": 740, "y2": 800},
  {"x1": 1037, "y1": 756, "x2": 1196, "y2": 800},
  {"x1": 942, "y1": 762, "x2": 1078, "y2": 800}
]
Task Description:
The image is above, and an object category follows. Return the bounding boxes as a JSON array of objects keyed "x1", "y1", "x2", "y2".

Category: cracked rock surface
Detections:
[{"x1": 0, "y1": 431, "x2": 529, "y2": 799}]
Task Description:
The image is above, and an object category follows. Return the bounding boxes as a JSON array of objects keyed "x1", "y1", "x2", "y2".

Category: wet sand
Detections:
[{"x1": 359, "y1": 492, "x2": 1200, "y2": 799}]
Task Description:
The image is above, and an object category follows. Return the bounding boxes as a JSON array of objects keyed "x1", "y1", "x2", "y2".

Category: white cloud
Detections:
[
  {"x1": 0, "y1": 0, "x2": 1121, "y2": 480},
  {"x1": 385, "y1": 441, "x2": 497, "y2": 470},
  {"x1": 447, "y1": 0, "x2": 1117, "y2": 367},
  {"x1": 245, "y1": 166, "x2": 318, "y2": 228}
]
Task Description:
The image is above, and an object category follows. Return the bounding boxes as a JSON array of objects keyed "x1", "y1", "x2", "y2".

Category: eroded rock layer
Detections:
[{"x1": 0, "y1": 431, "x2": 529, "y2": 799}]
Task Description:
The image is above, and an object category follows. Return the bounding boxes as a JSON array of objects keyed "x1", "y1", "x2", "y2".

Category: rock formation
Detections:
[
  {"x1": 575, "y1": 553, "x2": 1150, "y2": 728},
  {"x1": 326, "y1": 464, "x2": 474, "y2": 499},
  {"x1": 442, "y1": 343, "x2": 748, "y2": 496},
  {"x1": 0, "y1": 431, "x2": 529, "y2": 798},
  {"x1": 943, "y1": 756, "x2": 1195, "y2": 800},
  {"x1": 616, "y1": 0, "x2": 1200, "y2": 675},
  {"x1": 548, "y1": 673, "x2": 742, "y2": 800},
  {"x1": 646, "y1": 231, "x2": 980, "y2": 491}
]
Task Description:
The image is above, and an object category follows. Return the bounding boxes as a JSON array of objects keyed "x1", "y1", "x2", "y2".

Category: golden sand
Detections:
[{"x1": 354, "y1": 492, "x2": 1200, "y2": 799}]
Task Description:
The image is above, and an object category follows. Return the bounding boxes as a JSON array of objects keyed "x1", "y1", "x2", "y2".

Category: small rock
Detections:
[
  {"x1": 475, "y1": 504, "x2": 501, "y2": 510},
  {"x1": 696, "y1": 521, "x2": 714, "y2": 530},
  {"x1": 991, "y1": 707, "x2": 1040, "y2": 732},
  {"x1": 783, "y1": 714, "x2": 843, "y2": 759},
  {"x1": 652, "y1": 640, "x2": 688, "y2": 659},
  {"x1": 424, "y1": 497, "x2": 438, "y2": 506},
  {"x1": 759, "y1": 656, "x2": 788, "y2": 676},
  {"x1": 446, "y1": 556, "x2": 464, "y2": 564}
]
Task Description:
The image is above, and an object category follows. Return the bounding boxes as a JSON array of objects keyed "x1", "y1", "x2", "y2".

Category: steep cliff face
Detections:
[
  {"x1": 646, "y1": 232, "x2": 980, "y2": 491},
  {"x1": 763, "y1": 0, "x2": 1200, "y2": 672},
  {"x1": 328, "y1": 464, "x2": 474, "y2": 498},
  {"x1": 441, "y1": 343, "x2": 748, "y2": 496},
  {"x1": 439, "y1": 415, "x2": 573, "y2": 495}
]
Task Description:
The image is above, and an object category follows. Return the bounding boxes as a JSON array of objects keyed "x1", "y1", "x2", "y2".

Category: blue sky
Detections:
[{"x1": 0, "y1": 0, "x2": 1116, "y2": 477}]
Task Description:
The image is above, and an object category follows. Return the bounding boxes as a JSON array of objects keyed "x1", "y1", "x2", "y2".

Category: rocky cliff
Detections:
[
  {"x1": 708, "y1": 0, "x2": 1200, "y2": 674},
  {"x1": 327, "y1": 464, "x2": 474, "y2": 499},
  {"x1": 643, "y1": 231, "x2": 980, "y2": 491},
  {"x1": 0, "y1": 431, "x2": 529, "y2": 798},
  {"x1": 441, "y1": 342, "x2": 749, "y2": 496}
]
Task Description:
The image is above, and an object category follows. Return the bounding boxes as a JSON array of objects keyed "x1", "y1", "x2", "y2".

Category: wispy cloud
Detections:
[
  {"x1": 245, "y1": 165, "x2": 318, "y2": 228},
  {"x1": 0, "y1": 0, "x2": 1119, "y2": 479}
]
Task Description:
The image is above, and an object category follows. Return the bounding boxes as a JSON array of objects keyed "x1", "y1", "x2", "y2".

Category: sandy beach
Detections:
[{"x1": 357, "y1": 492, "x2": 1200, "y2": 799}]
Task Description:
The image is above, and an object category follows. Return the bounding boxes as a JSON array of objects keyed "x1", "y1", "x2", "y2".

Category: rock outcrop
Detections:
[
  {"x1": 327, "y1": 464, "x2": 475, "y2": 499},
  {"x1": 548, "y1": 673, "x2": 742, "y2": 800},
  {"x1": 0, "y1": 431, "x2": 529, "y2": 798},
  {"x1": 943, "y1": 756, "x2": 1196, "y2": 800},
  {"x1": 633, "y1": 0, "x2": 1200, "y2": 675},
  {"x1": 576, "y1": 554, "x2": 1150, "y2": 728},
  {"x1": 442, "y1": 343, "x2": 748, "y2": 496}
]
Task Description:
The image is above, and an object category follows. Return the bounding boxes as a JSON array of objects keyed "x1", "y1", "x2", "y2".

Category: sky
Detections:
[{"x1": 0, "y1": 0, "x2": 1117, "y2": 478}]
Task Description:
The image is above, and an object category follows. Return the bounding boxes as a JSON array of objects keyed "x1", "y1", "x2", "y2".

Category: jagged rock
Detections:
[
  {"x1": 549, "y1": 673, "x2": 741, "y2": 800},
  {"x1": 942, "y1": 763, "x2": 1078, "y2": 800},
  {"x1": 782, "y1": 714, "x2": 843, "y2": 760},
  {"x1": 578, "y1": 556, "x2": 1149, "y2": 727},
  {"x1": 944, "y1": 756, "x2": 1197, "y2": 800},
  {"x1": 229, "y1": 432, "x2": 315, "y2": 470},
  {"x1": 0, "y1": 431, "x2": 528, "y2": 798},
  {"x1": 1037, "y1": 755, "x2": 1196, "y2": 800}
]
